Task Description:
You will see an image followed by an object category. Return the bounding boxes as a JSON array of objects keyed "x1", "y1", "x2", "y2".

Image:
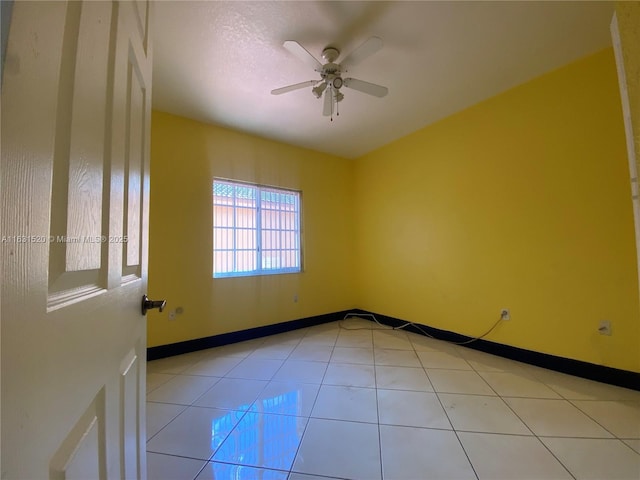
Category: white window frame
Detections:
[{"x1": 213, "y1": 179, "x2": 302, "y2": 278}]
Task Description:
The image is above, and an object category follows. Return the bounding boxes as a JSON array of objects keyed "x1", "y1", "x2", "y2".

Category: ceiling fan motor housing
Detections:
[{"x1": 320, "y1": 46, "x2": 344, "y2": 90}]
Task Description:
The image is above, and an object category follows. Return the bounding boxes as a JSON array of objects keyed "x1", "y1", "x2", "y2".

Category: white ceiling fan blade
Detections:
[
  {"x1": 343, "y1": 77, "x2": 388, "y2": 98},
  {"x1": 271, "y1": 80, "x2": 318, "y2": 95},
  {"x1": 340, "y1": 36, "x2": 383, "y2": 70},
  {"x1": 283, "y1": 40, "x2": 323, "y2": 71},
  {"x1": 323, "y1": 87, "x2": 333, "y2": 116}
]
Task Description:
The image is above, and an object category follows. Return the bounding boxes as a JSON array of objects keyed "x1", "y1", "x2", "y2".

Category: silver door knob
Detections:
[{"x1": 141, "y1": 294, "x2": 166, "y2": 315}]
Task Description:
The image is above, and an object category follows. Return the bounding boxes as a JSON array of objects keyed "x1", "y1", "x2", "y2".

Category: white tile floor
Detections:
[{"x1": 146, "y1": 318, "x2": 640, "y2": 480}]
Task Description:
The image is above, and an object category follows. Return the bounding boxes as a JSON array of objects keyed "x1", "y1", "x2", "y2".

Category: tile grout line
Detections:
[
  {"x1": 532, "y1": 433, "x2": 578, "y2": 479},
  {"x1": 145, "y1": 402, "x2": 189, "y2": 443},
  {"x1": 418, "y1": 339, "x2": 480, "y2": 480},
  {"x1": 464, "y1": 355, "x2": 539, "y2": 440},
  {"x1": 375, "y1": 359, "x2": 384, "y2": 480},
  {"x1": 214, "y1": 328, "x2": 307, "y2": 475},
  {"x1": 451, "y1": 340, "x2": 579, "y2": 479},
  {"x1": 414, "y1": 333, "x2": 584, "y2": 480},
  {"x1": 285, "y1": 324, "x2": 339, "y2": 477},
  {"x1": 447, "y1": 341, "x2": 580, "y2": 479},
  {"x1": 566, "y1": 398, "x2": 630, "y2": 440},
  {"x1": 151, "y1": 333, "x2": 298, "y2": 473},
  {"x1": 191, "y1": 458, "x2": 208, "y2": 480}
]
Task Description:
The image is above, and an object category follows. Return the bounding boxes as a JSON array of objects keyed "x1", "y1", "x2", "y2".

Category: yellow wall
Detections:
[
  {"x1": 354, "y1": 48, "x2": 640, "y2": 372},
  {"x1": 147, "y1": 112, "x2": 355, "y2": 347}
]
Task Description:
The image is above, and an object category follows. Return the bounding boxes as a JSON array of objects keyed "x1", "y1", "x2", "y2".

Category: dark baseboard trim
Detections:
[
  {"x1": 357, "y1": 309, "x2": 640, "y2": 392},
  {"x1": 146, "y1": 310, "x2": 351, "y2": 361},
  {"x1": 146, "y1": 308, "x2": 639, "y2": 391}
]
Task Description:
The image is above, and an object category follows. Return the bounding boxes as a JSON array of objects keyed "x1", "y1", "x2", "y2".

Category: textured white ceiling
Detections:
[{"x1": 152, "y1": 1, "x2": 615, "y2": 159}]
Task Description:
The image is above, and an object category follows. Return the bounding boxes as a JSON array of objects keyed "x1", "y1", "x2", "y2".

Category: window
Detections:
[{"x1": 213, "y1": 179, "x2": 302, "y2": 278}]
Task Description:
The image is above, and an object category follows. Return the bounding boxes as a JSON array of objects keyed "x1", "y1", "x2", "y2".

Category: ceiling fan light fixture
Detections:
[
  {"x1": 332, "y1": 77, "x2": 343, "y2": 90},
  {"x1": 312, "y1": 82, "x2": 327, "y2": 99}
]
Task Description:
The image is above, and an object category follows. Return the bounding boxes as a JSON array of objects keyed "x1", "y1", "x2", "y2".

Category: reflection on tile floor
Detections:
[{"x1": 146, "y1": 318, "x2": 640, "y2": 479}]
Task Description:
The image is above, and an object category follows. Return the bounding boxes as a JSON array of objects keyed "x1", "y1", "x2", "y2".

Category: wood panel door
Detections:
[{"x1": 1, "y1": 1, "x2": 153, "y2": 478}]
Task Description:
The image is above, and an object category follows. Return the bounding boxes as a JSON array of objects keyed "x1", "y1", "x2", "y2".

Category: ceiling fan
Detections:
[{"x1": 271, "y1": 36, "x2": 389, "y2": 120}]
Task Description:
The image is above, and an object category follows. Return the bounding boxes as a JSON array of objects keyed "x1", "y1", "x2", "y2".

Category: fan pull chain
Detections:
[
  {"x1": 329, "y1": 87, "x2": 339, "y2": 122},
  {"x1": 330, "y1": 86, "x2": 334, "y2": 122},
  {"x1": 331, "y1": 94, "x2": 333, "y2": 122}
]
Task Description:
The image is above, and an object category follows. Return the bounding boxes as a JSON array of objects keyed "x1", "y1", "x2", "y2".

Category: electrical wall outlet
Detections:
[
  {"x1": 500, "y1": 308, "x2": 510, "y2": 320},
  {"x1": 598, "y1": 320, "x2": 611, "y2": 336}
]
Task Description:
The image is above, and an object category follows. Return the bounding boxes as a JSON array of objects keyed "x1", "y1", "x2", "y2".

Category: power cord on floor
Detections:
[
  {"x1": 338, "y1": 313, "x2": 394, "y2": 331},
  {"x1": 339, "y1": 312, "x2": 505, "y2": 346}
]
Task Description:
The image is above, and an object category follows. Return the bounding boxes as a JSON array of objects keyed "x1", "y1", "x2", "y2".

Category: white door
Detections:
[
  {"x1": 1, "y1": 1, "x2": 153, "y2": 478},
  {"x1": 611, "y1": 13, "x2": 640, "y2": 296}
]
